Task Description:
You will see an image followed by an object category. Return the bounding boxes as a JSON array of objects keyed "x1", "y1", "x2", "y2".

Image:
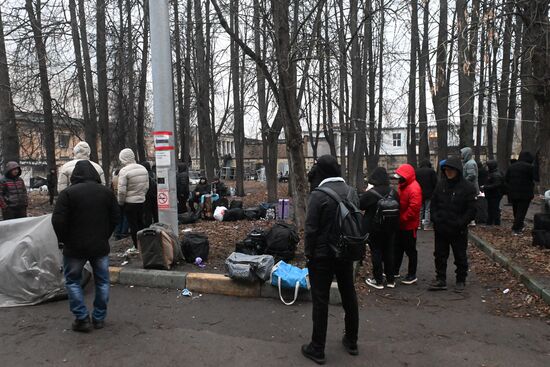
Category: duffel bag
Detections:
[
  {"x1": 178, "y1": 210, "x2": 201, "y2": 224},
  {"x1": 225, "y1": 252, "x2": 275, "y2": 282},
  {"x1": 532, "y1": 230, "x2": 550, "y2": 249},
  {"x1": 534, "y1": 213, "x2": 550, "y2": 231},
  {"x1": 229, "y1": 200, "x2": 243, "y2": 209},
  {"x1": 264, "y1": 222, "x2": 299, "y2": 261},
  {"x1": 182, "y1": 232, "x2": 209, "y2": 263},
  {"x1": 244, "y1": 207, "x2": 262, "y2": 220},
  {"x1": 223, "y1": 208, "x2": 246, "y2": 221},
  {"x1": 269, "y1": 261, "x2": 309, "y2": 306}
]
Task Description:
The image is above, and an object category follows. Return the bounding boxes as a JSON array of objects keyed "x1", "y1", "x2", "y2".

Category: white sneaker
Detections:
[
  {"x1": 365, "y1": 278, "x2": 384, "y2": 290},
  {"x1": 386, "y1": 282, "x2": 396, "y2": 289},
  {"x1": 126, "y1": 247, "x2": 139, "y2": 255}
]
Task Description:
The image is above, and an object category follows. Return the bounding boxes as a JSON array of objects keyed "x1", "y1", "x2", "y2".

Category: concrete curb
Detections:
[
  {"x1": 109, "y1": 266, "x2": 342, "y2": 304},
  {"x1": 468, "y1": 232, "x2": 550, "y2": 306}
]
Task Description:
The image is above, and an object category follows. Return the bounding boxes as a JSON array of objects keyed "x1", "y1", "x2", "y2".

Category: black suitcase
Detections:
[
  {"x1": 229, "y1": 200, "x2": 243, "y2": 209},
  {"x1": 534, "y1": 213, "x2": 550, "y2": 231},
  {"x1": 137, "y1": 227, "x2": 176, "y2": 270},
  {"x1": 475, "y1": 196, "x2": 488, "y2": 224},
  {"x1": 223, "y1": 208, "x2": 245, "y2": 221},
  {"x1": 182, "y1": 232, "x2": 209, "y2": 263},
  {"x1": 532, "y1": 230, "x2": 550, "y2": 249}
]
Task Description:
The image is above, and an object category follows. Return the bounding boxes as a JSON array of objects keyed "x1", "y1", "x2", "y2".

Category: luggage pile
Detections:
[
  {"x1": 533, "y1": 193, "x2": 550, "y2": 249},
  {"x1": 211, "y1": 199, "x2": 291, "y2": 222}
]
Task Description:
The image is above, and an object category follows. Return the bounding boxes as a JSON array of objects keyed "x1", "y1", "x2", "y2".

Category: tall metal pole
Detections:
[{"x1": 149, "y1": 0, "x2": 178, "y2": 234}]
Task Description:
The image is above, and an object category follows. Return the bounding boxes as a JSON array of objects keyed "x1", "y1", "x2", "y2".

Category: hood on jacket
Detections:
[
  {"x1": 315, "y1": 155, "x2": 341, "y2": 181},
  {"x1": 395, "y1": 164, "x2": 416, "y2": 185},
  {"x1": 518, "y1": 151, "x2": 534, "y2": 164},
  {"x1": 70, "y1": 160, "x2": 101, "y2": 185},
  {"x1": 73, "y1": 141, "x2": 91, "y2": 160},
  {"x1": 177, "y1": 162, "x2": 188, "y2": 173},
  {"x1": 487, "y1": 160, "x2": 498, "y2": 172},
  {"x1": 119, "y1": 148, "x2": 136, "y2": 166},
  {"x1": 368, "y1": 167, "x2": 389, "y2": 186},
  {"x1": 4, "y1": 161, "x2": 21, "y2": 177},
  {"x1": 419, "y1": 159, "x2": 432, "y2": 168},
  {"x1": 460, "y1": 147, "x2": 473, "y2": 163},
  {"x1": 441, "y1": 156, "x2": 464, "y2": 175}
]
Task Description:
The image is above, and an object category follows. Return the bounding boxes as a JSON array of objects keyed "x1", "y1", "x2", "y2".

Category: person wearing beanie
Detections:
[
  {"x1": 302, "y1": 154, "x2": 360, "y2": 363},
  {"x1": 58, "y1": 141, "x2": 105, "y2": 192},
  {"x1": 117, "y1": 148, "x2": 149, "y2": 253},
  {"x1": 393, "y1": 163, "x2": 422, "y2": 285},
  {"x1": 429, "y1": 156, "x2": 477, "y2": 292},
  {"x1": 505, "y1": 151, "x2": 536, "y2": 235},
  {"x1": 360, "y1": 167, "x2": 400, "y2": 289},
  {"x1": 0, "y1": 161, "x2": 28, "y2": 220}
]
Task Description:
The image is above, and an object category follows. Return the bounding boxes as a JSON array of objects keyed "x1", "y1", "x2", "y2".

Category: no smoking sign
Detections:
[{"x1": 157, "y1": 189, "x2": 170, "y2": 209}]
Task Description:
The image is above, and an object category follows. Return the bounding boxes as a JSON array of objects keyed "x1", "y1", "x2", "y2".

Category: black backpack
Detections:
[
  {"x1": 370, "y1": 189, "x2": 400, "y2": 231},
  {"x1": 315, "y1": 186, "x2": 367, "y2": 261},
  {"x1": 264, "y1": 222, "x2": 299, "y2": 262},
  {"x1": 235, "y1": 229, "x2": 267, "y2": 255},
  {"x1": 182, "y1": 232, "x2": 209, "y2": 263}
]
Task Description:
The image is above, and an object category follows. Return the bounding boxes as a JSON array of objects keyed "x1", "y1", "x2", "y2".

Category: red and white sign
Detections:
[
  {"x1": 154, "y1": 131, "x2": 175, "y2": 151},
  {"x1": 157, "y1": 189, "x2": 170, "y2": 209}
]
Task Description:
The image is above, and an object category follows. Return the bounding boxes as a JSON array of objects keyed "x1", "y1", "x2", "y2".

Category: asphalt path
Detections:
[{"x1": 1, "y1": 233, "x2": 549, "y2": 367}]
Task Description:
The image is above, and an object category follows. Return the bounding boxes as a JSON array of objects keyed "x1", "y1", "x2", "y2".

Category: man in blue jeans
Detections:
[{"x1": 52, "y1": 160, "x2": 119, "y2": 332}]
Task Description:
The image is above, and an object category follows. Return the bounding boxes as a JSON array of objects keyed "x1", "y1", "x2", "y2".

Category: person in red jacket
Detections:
[{"x1": 393, "y1": 164, "x2": 422, "y2": 285}]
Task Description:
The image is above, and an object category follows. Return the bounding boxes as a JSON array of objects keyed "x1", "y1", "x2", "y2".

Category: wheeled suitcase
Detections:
[{"x1": 137, "y1": 224, "x2": 179, "y2": 270}]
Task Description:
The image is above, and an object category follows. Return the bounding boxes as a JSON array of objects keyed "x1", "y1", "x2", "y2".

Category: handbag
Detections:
[{"x1": 269, "y1": 261, "x2": 309, "y2": 306}]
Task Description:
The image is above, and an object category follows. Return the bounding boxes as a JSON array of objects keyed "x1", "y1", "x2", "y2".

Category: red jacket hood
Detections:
[{"x1": 396, "y1": 164, "x2": 416, "y2": 186}]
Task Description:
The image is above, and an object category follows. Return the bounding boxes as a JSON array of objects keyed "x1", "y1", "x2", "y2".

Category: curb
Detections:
[
  {"x1": 468, "y1": 232, "x2": 550, "y2": 306},
  {"x1": 109, "y1": 266, "x2": 342, "y2": 305}
]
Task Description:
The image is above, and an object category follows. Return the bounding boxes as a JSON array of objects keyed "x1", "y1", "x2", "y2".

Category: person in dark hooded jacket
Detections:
[
  {"x1": 505, "y1": 151, "x2": 535, "y2": 234},
  {"x1": 302, "y1": 155, "x2": 360, "y2": 363},
  {"x1": 360, "y1": 167, "x2": 399, "y2": 289},
  {"x1": 0, "y1": 161, "x2": 28, "y2": 220},
  {"x1": 141, "y1": 161, "x2": 158, "y2": 226},
  {"x1": 429, "y1": 156, "x2": 477, "y2": 292},
  {"x1": 415, "y1": 159, "x2": 438, "y2": 229},
  {"x1": 52, "y1": 160, "x2": 119, "y2": 332},
  {"x1": 189, "y1": 177, "x2": 210, "y2": 212},
  {"x1": 176, "y1": 163, "x2": 190, "y2": 213},
  {"x1": 482, "y1": 160, "x2": 504, "y2": 225}
]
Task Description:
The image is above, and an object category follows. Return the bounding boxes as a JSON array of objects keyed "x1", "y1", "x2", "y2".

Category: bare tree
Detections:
[
  {"x1": 231, "y1": 0, "x2": 245, "y2": 196},
  {"x1": 136, "y1": 0, "x2": 149, "y2": 163},
  {"x1": 407, "y1": 0, "x2": 419, "y2": 167},
  {"x1": 417, "y1": 0, "x2": 430, "y2": 163},
  {"x1": 97, "y1": 0, "x2": 110, "y2": 179}
]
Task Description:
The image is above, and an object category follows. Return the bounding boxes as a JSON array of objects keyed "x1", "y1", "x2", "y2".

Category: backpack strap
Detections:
[
  {"x1": 369, "y1": 188, "x2": 393, "y2": 200},
  {"x1": 315, "y1": 186, "x2": 345, "y2": 204}
]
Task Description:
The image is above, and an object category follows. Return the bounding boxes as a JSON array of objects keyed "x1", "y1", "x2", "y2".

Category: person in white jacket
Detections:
[
  {"x1": 117, "y1": 148, "x2": 149, "y2": 253},
  {"x1": 58, "y1": 141, "x2": 105, "y2": 192}
]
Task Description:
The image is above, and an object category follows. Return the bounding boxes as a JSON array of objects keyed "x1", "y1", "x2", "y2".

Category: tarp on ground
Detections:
[{"x1": 0, "y1": 214, "x2": 66, "y2": 307}]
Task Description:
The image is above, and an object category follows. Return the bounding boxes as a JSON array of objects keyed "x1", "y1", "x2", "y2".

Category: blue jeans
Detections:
[
  {"x1": 63, "y1": 255, "x2": 110, "y2": 321},
  {"x1": 114, "y1": 207, "x2": 129, "y2": 238}
]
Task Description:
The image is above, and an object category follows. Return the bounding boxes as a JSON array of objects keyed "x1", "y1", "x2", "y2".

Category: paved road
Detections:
[{"x1": 1, "y1": 233, "x2": 549, "y2": 367}]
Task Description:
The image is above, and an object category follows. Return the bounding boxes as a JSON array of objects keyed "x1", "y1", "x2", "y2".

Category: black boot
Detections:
[
  {"x1": 301, "y1": 343, "x2": 326, "y2": 365},
  {"x1": 342, "y1": 336, "x2": 359, "y2": 356},
  {"x1": 72, "y1": 317, "x2": 92, "y2": 333}
]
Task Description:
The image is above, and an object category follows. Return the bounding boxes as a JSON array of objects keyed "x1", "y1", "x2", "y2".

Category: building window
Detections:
[
  {"x1": 59, "y1": 134, "x2": 70, "y2": 149},
  {"x1": 392, "y1": 133, "x2": 402, "y2": 147}
]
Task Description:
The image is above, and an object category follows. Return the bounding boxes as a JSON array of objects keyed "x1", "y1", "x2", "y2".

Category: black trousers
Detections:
[
  {"x1": 511, "y1": 199, "x2": 531, "y2": 231},
  {"x1": 308, "y1": 257, "x2": 358, "y2": 352},
  {"x1": 486, "y1": 195, "x2": 502, "y2": 225},
  {"x1": 394, "y1": 230, "x2": 418, "y2": 277},
  {"x1": 143, "y1": 199, "x2": 158, "y2": 227},
  {"x1": 1, "y1": 206, "x2": 27, "y2": 220},
  {"x1": 434, "y1": 230, "x2": 468, "y2": 283},
  {"x1": 124, "y1": 203, "x2": 145, "y2": 247},
  {"x1": 369, "y1": 231, "x2": 396, "y2": 283},
  {"x1": 178, "y1": 192, "x2": 189, "y2": 214}
]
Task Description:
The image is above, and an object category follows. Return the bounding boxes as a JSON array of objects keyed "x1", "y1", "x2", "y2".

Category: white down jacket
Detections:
[
  {"x1": 58, "y1": 141, "x2": 105, "y2": 192},
  {"x1": 117, "y1": 148, "x2": 149, "y2": 205}
]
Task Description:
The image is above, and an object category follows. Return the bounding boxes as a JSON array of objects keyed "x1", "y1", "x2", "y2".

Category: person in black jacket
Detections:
[
  {"x1": 429, "y1": 156, "x2": 477, "y2": 293},
  {"x1": 482, "y1": 160, "x2": 504, "y2": 225},
  {"x1": 189, "y1": 176, "x2": 210, "y2": 213},
  {"x1": 0, "y1": 161, "x2": 28, "y2": 220},
  {"x1": 52, "y1": 160, "x2": 119, "y2": 332},
  {"x1": 46, "y1": 167, "x2": 57, "y2": 205},
  {"x1": 360, "y1": 167, "x2": 399, "y2": 289},
  {"x1": 415, "y1": 159, "x2": 438, "y2": 229},
  {"x1": 505, "y1": 151, "x2": 535, "y2": 234},
  {"x1": 176, "y1": 163, "x2": 190, "y2": 213},
  {"x1": 141, "y1": 161, "x2": 158, "y2": 226},
  {"x1": 303, "y1": 155, "x2": 359, "y2": 363}
]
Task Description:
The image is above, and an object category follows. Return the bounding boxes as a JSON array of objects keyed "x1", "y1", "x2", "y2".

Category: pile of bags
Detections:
[
  {"x1": 213, "y1": 200, "x2": 291, "y2": 222},
  {"x1": 533, "y1": 190, "x2": 550, "y2": 249}
]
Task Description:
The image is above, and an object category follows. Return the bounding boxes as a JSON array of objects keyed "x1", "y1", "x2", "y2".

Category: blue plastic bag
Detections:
[{"x1": 270, "y1": 261, "x2": 309, "y2": 305}]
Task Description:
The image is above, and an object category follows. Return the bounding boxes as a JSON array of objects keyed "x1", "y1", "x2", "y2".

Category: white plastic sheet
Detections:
[{"x1": 0, "y1": 215, "x2": 66, "y2": 307}]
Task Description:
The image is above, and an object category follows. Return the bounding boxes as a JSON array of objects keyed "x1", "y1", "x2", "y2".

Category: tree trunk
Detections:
[
  {"x1": 25, "y1": 0, "x2": 56, "y2": 171},
  {"x1": 366, "y1": 0, "x2": 378, "y2": 172},
  {"x1": 0, "y1": 9, "x2": 19, "y2": 164},
  {"x1": 126, "y1": 0, "x2": 136, "y2": 153},
  {"x1": 69, "y1": 0, "x2": 91, "y2": 146},
  {"x1": 194, "y1": 0, "x2": 215, "y2": 179},
  {"x1": 408, "y1": 0, "x2": 419, "y2": 167},
  {"x1": 115, "y1": 0, "x2": 127, "y2": 154},
  {"x1": 231, "y1": 0, "x2": 245, "y2": 196},
  {"x1": 373, "y1": 1, "x2": 385, "y2": 167},
  {"x1": 474, "y1": 5, "x2": 487, "y2": 159},
  {"x1": 173, "y1": 0, "x2": 185, "y2": 162},
  {"x1": 432, "y1": 0, "x2": 449, "y2": 163},
  {"x1": 337, "y1": 0, "x2": 347, "y2": 176},
  {"x1": 520, "y1": 2, "x2": 538, "y2": 151},
  {"x1": 182, "y1": 0, "x2": 192, "y2": 166},
  {"x1": 487, "y1": 7, "x2": 497, "y2": 160},
  {"x1": 417, "y1": 0, "x2": 430, "y2": 163},
  {"x1": 97, "y1": 0, "x2": 110, "y2": 179},
  {"x1": 506, "y1": 17, "x2": 522, "y2": 162},
  {"x1": 324, "y1": 2, "x2": 337, "y2": 158},
  {"x1": 496, "y1": 4, "x2": 513, "y2": 170},
  {"x1": 136, "y1": 0, "x2": 149, "y2": 163},
  {"x1": 272, "y1": 0, "x2": 307, "y2": 227},
  {"x1": 78, "y1": 0, "x2": 98, "y2": 162}
]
